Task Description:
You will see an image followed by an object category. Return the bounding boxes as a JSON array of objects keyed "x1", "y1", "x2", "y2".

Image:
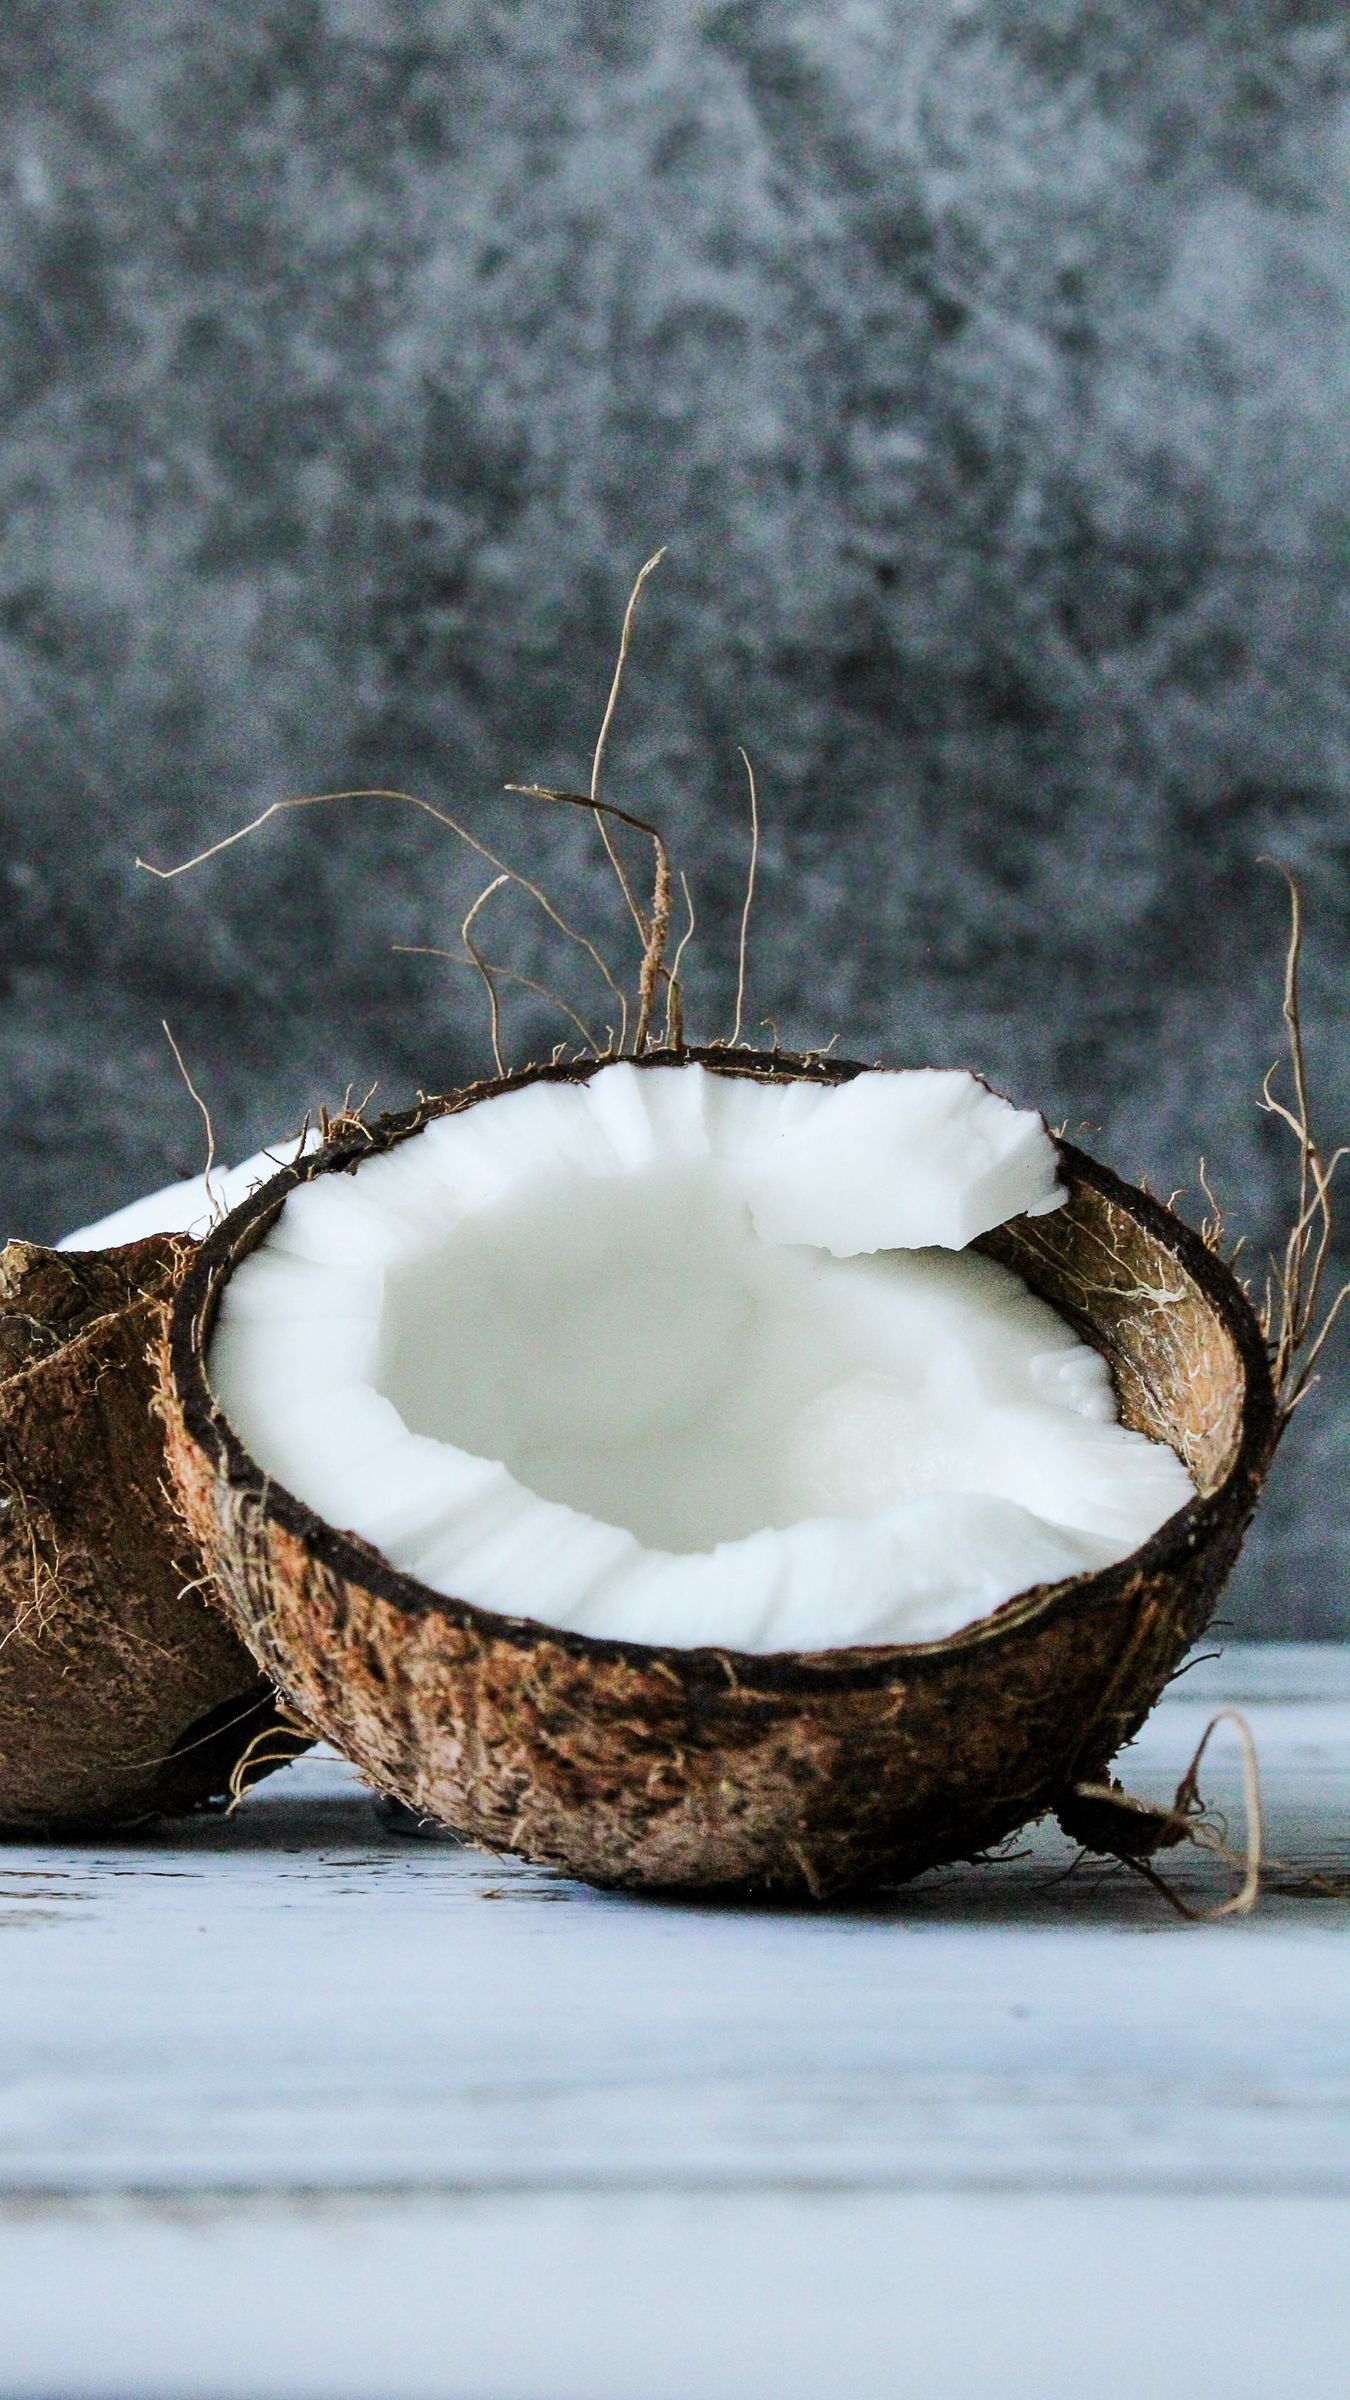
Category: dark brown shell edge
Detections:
[
  {"x1": 161, "y1": 1047, "x2": 1278, "y2": 1898},
  {"x1": 0, "y1": 1233, "x2": 302, "y2": 1833}
]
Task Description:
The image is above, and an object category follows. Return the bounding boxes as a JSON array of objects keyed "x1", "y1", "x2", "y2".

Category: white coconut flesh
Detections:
[
  {"x1": 201, "y1": 1063, "x2": 1197, "y2": 1653},
  {"x1": 60, "y1": 1136, "x2": 320, "y2": 1253}
]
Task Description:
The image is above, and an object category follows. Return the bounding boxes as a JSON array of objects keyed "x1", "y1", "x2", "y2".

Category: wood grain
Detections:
[{"x1": 0, "y1": 1646, "x2": 1344, "y2": 2202}]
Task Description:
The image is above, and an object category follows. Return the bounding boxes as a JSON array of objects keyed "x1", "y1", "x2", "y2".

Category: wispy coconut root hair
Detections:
[
  {"x1": 139, "y1": 554, "x2": 1343, "y2": 1428},
  {"x1": 1257, "y1": 873, "x2": 1347, "y2": 1426},
  {"x1": 139, "y1": 550, "x2": 758, "y2": 1074}
]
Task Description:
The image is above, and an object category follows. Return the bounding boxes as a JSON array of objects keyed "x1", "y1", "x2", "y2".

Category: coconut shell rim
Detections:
[{"x1": 167, "y1": 1044, "x2": 1278, "y2": 1700}]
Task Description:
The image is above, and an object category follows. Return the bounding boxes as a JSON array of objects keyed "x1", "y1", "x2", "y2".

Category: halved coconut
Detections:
[
  {"x1": 162, "y1": 1050, "x2": 1276, "y2": 1897},
  {"x1": 0, "y1": 1234, "x2": 295, "y2": 1832}
]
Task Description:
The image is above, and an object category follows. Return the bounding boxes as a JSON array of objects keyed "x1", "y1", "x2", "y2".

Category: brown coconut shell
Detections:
[
  {"x1": 0, "y1": 1233, "x2": 300, "y2": 1833},
  {"x1": 161, "y1": 1049, "x2": 1279, "y2": 1898}
]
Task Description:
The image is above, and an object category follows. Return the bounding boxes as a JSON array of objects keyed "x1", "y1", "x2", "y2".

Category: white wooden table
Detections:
[{"x1": 1, "y1": 1643, "x2": 1346, "y2": 2400}]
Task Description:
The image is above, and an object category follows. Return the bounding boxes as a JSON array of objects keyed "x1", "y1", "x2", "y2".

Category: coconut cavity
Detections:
[{"x1": 206, "y1": 1063, "x2": 1195, "y2": 1652}]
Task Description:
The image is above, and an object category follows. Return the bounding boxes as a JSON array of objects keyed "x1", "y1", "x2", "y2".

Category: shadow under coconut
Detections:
[
  {"x1": 15, "y1": 1742, "x2": 1341, "y2": 1929},
  {"x1": 364, "y1": 1776, "x2": 1350, "y2": 1929}
]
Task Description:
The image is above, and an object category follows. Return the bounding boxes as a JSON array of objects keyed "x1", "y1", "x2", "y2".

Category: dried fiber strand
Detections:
[
  {"x1": 1255, "y1": 872, "x2": 1347, "y2": 1420},
  {"x1": 394, "y1": 941, "x2": 602, "y2": 1058},
  {"x1": 461, "y1": 875, "x2": 509, "y2": 1077},
  {"x1": 1072, "y1": 1706, "x2": 1263, "y2": 1920},
  {"x1": 137, "y1": 786, "x2": 630, "y2": 1053},
  {"x1": 732, "y1": 747, "x2": 760, "y2": 1048},
  {"x1": 664, "y1": 871, "x2": 697, "y2": 1049},
  {"x1": 504, "y1": 783, "x2": 675, "y2": 1056},
  {"x1": 588, "y1": 547, "x2": 667, "y2": 942},
  {"x1": 161, "y1": 1021, "x2": 221, "y2": 1224},
  {"x1": 226, "y1": 1703, "x2": 314, "y2": 1809}
]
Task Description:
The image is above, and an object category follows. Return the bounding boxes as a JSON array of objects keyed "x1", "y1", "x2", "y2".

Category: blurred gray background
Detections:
[{"x1": 0, "y1": 2, "x2": 1345, "y2": 1632}]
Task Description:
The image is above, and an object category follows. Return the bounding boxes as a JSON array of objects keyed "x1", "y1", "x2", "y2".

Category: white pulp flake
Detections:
[
  {"x1": 206, "y1": 1063, "x2": 1197, "y2": 1652},
  {"x1": 59, "y1": 1132, "x2": 320, "y2": 1253}
]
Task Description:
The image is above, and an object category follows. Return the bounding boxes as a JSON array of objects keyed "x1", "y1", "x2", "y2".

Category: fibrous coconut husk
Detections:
[
  {"x1": 0, "y1": 1233, "x2": 299, "y2": 1833},
  {"x1": 160, "y1": 1047, "x2": 1278, "y2": 1899}
]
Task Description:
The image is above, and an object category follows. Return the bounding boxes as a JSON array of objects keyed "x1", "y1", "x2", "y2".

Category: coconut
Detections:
[
  {"x1": 160, "y1": 1046, "x2": 1278, "y2": 1898},
  {"x1": 0, "y1": 1231, "x2": 298, "y2": 1833}
]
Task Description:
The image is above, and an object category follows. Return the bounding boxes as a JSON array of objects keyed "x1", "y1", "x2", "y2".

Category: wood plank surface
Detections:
[
  {"x1": 1, "y1": 1644, "x2": 1346, "y2": 2201},
  {"x1": 1, "y1": 1645, "x2": 1346, "y2": 2398}
]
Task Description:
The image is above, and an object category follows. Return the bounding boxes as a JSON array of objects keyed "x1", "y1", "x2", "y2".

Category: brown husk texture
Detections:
[
  {"x1": 0, "y1": 1235, "x2": 297, "y2": 1833},
  {"x1": 163, "y1": 1050, "x2": 1278, "y2": 1897}
]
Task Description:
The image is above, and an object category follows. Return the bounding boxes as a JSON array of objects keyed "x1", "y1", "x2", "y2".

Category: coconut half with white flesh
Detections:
[
  {"x1": 163, "y1": 1049, "x2": 1276, "y2": 1896},
  {"x1": 56, "y1": 1133, "x2": 320, "y2": 1257},
  {"x1": 0, "y1": 1137, "x2": 318, "y2": 1833},
  {"x1": 0, "y1": 1236, "x2": 299, "y2": 1832}
]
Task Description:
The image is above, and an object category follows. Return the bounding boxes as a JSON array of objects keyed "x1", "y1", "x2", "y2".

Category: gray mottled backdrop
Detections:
[{"x1": 1, "y1": 2, "x2": 1345, "y2": 1631}]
